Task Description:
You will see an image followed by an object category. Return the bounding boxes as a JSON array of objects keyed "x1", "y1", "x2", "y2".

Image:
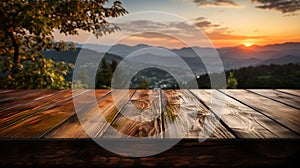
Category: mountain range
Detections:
[{"x1": 44, "y1": 42, "x2": 300, "y2": 75}]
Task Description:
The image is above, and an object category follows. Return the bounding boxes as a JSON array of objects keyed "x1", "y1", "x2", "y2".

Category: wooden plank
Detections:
[
  {"x1": 0, "y1": 90, "x2": 44, "y2": 103},
  {"x1": 0, "y1": 89, "x2": 14, "y2": 94},
  {"x1": 0, "y1": 90, "x2": 58, "y2": 113},
  {"x1": 45, "y1": 90, "x2": 134, "y2": 138},
  {"x1": 0, "y1": 90, "x2": 89, "y2": 138},
  {"x1": 0, "y1": 89, "x2": 27, "y2": 97},
  {"x1": 41, "y1": 90, "x2": 111, "y2": 138},
  {"x1": 248, "y1": 89, "x2": 300, "y2": 109},
  {"x1": 277, "y1": 89, "x2": 300, "y2": 97},
  {"x1": 191, "y1": 90, "x2": 299, "y2": 138},
  {"x1": 162, "y1": 90, "x2": 234, "y2": 139},
  {"x1": 0, "y1": 90, "x2": 76, "y2": 129},
  {"x1": 102, "y1": 90, "x2": 162, "y2": 138},
  {"x1": 222, "y1": 89, "x2": 300, "y2": 136},
  {"x1": 0, "y1": 90, "x2": 53, "y2": 109}
]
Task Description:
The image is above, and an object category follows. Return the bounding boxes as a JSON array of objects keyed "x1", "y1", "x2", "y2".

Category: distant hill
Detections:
[
  {"x1": 42, "y1": 48, "x2": 122, "y2": 65},
  {"x1": 42, "y1": 48, "x2": 122, "y2": 82},
  {"x1": 72, "y1": 42, "x2": 300, "y2": 74},
  {"x1": 260, "y1": 55, "x2": 300, "y2": 65},
  {"x1": 40, "y1": 45, "x2": 300, "y2": 89}
]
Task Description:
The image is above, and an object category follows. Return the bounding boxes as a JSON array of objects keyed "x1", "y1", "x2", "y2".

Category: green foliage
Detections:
[
  {"x1": 95, "y1": 58, "x2": 119, "y2": 89},
  {"x1": 0, "y1": 56, "x2": 73, "y2": 89},
  {"x1": 226, "y1": 72, "x2": 238, "y2": 89},
  {"x1": 130, "y1": 73, "x2": 150, "y2": 89},
  {"x1": 195, "y1": 63, "x2": 300, "y2": 89},
  {"x1": 72, "y1": 68, "x2": 91, "y2": 89},
  {"x1": 129, "y1": 67, "x2": 178, "y2": 89},
  {"x1": 136, "y1": 79, "x2": 150, "y2": 89},
  {"x1": 0, "y1": 0, "x2": 127, "y2": 89},
  {"x1": 111, "y1": 59, "x2": 118, "y2": 73},
  {"x1": 232, "y1": 63, "x2": 300, "y2": 89}
]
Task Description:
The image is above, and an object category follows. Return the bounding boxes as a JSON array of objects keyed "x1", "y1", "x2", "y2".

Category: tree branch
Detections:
[{"x1": 7, "y1": 28, "x2": 20, "y2": 64}]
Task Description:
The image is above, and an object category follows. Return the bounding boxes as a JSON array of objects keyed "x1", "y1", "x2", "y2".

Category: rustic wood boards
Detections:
[
  {"x1": 221, "y1": 89, "x2": 300, "y2": 136},
  {"x1": 0, "y1": 89, "x2": 299, "y2": 139},
  {"x1": 192, "y1": 90, "x2": 299, "y2": 138}
]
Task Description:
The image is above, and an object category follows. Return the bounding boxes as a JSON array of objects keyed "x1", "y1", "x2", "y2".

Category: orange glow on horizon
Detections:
[{"x1": 243, "y1": 42, "x2": 253, "y2": 47}]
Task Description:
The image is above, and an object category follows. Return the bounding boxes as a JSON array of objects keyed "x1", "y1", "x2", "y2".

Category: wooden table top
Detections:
[{"x1": 0, "y1": 89, "x2": 299, "y2": 139}]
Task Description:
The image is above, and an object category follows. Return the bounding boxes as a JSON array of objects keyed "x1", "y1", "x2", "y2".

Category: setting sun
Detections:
[{"x1": 243, "y1": 43, "x2": 253, "y2": 47}]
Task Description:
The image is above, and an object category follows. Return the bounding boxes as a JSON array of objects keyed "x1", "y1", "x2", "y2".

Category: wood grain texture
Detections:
[
  {"x1": 0, "y1": 90, "x2": 33, "y2": 102},
  {"x1": 102, "y1": 90, "x2": 162, "y2": 138},
  {"x1": 94, "y1": 90, "x2": 136, "y2": 138},
  {"x1": 162, "y1": 90, "x2": 234, "y2": 139},
  {"x1": 0, "y1": 90, "x2": 53, "y2": 109},
  {"x1": 0, "y1": 90, "x2": 73, "y2": 130},
  {"x1": 277, "y1": 89, "x2": 300, "y2": 97},
  {"x1": 43, "y1": 90, "x2": 111, "y2": 138},
  {"x1": 222, "y1": 89, "x2": 300, "y2": 136},
  {"x1": 0, "y1": 90, "x2": 88, "y2": 138},
  {"x1": 0, "y1": 90, "x2": 14, "y2": 94},
  {"x1": 46, "y1": 90, "x2": 134, "y2": 138},
  {"x1": 191, "y1": 90, "x2": 299, "y2": 138},
  {"x1": 248, "y1": 89, "x2": 300, "y2": 109},
  {"x1": 0, "y1": 89, "x2": 299, "y2": 139}
]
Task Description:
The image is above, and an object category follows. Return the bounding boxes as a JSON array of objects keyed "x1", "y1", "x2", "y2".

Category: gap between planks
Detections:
[
  {"x1": 0, "y1": 90, "x2": 91, "y2": 138},
  {"x1": 162, "y1": 90, "x2": 234, "y2": 139},
  {"x1": 101, "y1": 90, "x2": 162, "y2": 138},
  {"x1": 247, "y1": 89, "x2": 300, "y2": 110},
  {"x1": 192, "y1": 90, "x2": 299, "y2": 138},
  {"x1": 276, "y1": 89, "x2": 300, "y2": 97},
  {"x1": 44, "y1": 90, "x2": 135, "y2": 138},
  {"x1": 40, "y1": 90, "x2": 112, "y2": 138},
  {"x1": 219, "y1": 89, "x2": 300, "y2": 137},
  {"x1": 1, "y1": 89, "x2": 299, "y2": 139}
]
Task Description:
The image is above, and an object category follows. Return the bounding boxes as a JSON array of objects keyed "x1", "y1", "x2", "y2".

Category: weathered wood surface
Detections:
[
  {"x1": 192, "y1": 90, "x2": 299, "y2": 138},
  {"x1": 102, "y1": 90, "x2": 162, "y2": 138},
  {"x1": 45, "y1": 90, "x2": 133, "y2": 138},
  {"x1": 43, "y1": 90, "x2": 111, "y2": 138},
  {"x1": 0, "y1": 89, "x2": 299, "y2": 139},
  {"x1": 162, "y1": 90, "x2": 234, "y2": 139},
  {"x1": 221, "y1": 89, "x2": 300, "y2": 136},
  {"x1": 277, "y1": 89, "x2": 300, "y2": 97},
  {"x1": 0, "y1": 90, "x2": 89, "y2": 138},
  {"x1": 248, "y1": 89, "x2": 300, "y2": 109}
]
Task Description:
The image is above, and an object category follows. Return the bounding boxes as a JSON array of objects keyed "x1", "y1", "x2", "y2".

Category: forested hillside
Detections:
[{"x1": 196, "y1": 63, "x2": 300, "y2": 89}]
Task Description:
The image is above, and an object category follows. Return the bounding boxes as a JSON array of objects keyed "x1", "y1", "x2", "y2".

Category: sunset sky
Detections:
[{"x1": 54, "y1": 0, "x2": 300, "y2": 48}]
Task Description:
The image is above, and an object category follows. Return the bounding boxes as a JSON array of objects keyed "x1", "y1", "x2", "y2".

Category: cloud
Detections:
[
  {"x1": 195, "y1": 20, "x2": 220, "y2": 28},
  {"x1": 169, "y1": 22, "x2": 192, "y2": 29},
  {"x1": 193, "y1": 0, "x2": 240, "y2": 7},
  {"x1": 207, "y1": 31, "x2": 266, "y2": 40},
  {"x1": 195, "y1": 17, "x2": 207, "y2": 21},
  {"x1": 251, "y1": 0, "x2": 300, "y2": 14},
  {"x1": 119, "y1": 20, "x2": 168, "y2": 32},
  {"x1": 193, "y1": 19, "x2": 266, "y2": 41},
  {"x1": 203, "y1": 25, "x2": 266, "y2": 40},
  {"x1": 131, "y1": 32, "x2": 175, "y2": 40},
  {"x1": 119, "y1": 18, "x2": 266, "y2": 42}
]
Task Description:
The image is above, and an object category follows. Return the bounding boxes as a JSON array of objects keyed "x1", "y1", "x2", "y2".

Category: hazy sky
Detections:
[{"x1": 54, "y1": 0, "x2": 300, "y2": 48}]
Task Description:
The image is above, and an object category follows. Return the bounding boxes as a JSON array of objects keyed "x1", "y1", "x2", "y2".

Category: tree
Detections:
[
  {"x1": 0, "y1": 0, "x2": 128, "y2": 89},
  {"x1": 226, "y1": 72, "x2": 238, "y2": 89},
  {"x1": 96, "y1": 59, "x2": 112, "y2": 89},
  {"x1": 73, "y1": 68, "x2": 91, "y2": 89},
  {"x1": 137, "y1": 79, "x2": 150, "y2": 89},
  {"x1": 110, "y1": 59, "x2": 118, "y2": 73},
  {"x1": 95, "y1": 58, "x2": 120, "y2": 89}
]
